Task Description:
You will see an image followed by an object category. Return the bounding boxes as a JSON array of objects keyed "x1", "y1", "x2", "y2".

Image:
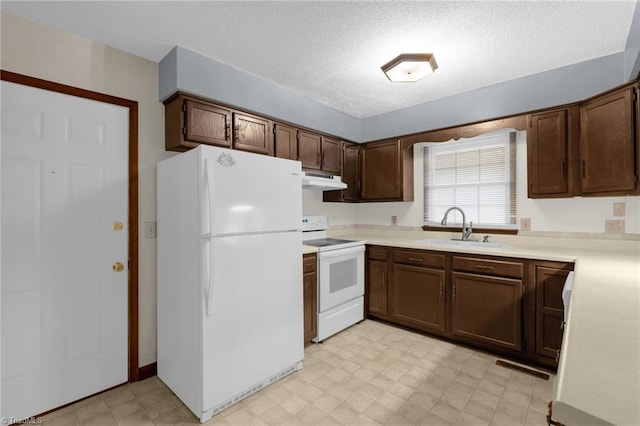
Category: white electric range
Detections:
[{"x1": 302, "y1": 216, "x2": 365, "y2": 342}]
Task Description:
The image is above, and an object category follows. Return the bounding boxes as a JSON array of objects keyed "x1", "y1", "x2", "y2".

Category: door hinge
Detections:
[
  {"x1": 521, "y1": 283, "x2": 525, "y2": 294},
  {"x1": 182, "y1": 102, "x2": 187, "y2": 112},
  {"x1": 182, "y1": 127, "x2": 187, "y2": 135}
]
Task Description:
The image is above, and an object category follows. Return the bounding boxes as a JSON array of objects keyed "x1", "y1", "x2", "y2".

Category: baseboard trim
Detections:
[
  {"x1": 137, "y1": 362, "x2": 157, "y2": 381},
  {"x1": 496, "y1": 359, "x2": 550, "y2": 380}
]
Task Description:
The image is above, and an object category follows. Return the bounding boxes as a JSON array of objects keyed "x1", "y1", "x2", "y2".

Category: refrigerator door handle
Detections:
[
  {"x1": 203, "y1": 239, "x2": 214, "y2": 316},
  {"x1": 203, "y1": 158, "x2": 214, "y2": 236}
]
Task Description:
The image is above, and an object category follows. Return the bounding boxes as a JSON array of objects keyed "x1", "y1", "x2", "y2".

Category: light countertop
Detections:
[
  {"x1": 317, "y1": 228, "x2": 640, "y2": 425},
  {"x1": 302, "y1": 245, "x2": 318, "y2": 255}
]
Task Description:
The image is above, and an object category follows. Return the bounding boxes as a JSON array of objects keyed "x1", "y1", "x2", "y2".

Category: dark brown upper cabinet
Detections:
[
  {"x1": 273, "y1": 123, "x2": 298, "y2": 161},
  {"x1": 341, "y1": 143, "x2": 361, "y2": 201},
  {"x1": 297, "y1": 130, "x2": 322, "y2": 171},
  {"x1": 323, "y1": 142, "x2": 361, "y2": 202},
  {"x1": 527, "y1": 107, "x2": 580, "y2": 198},
  {"x1": 321, "y1": 137, "x2": 342, "y2": 175},
  {"x1": 361, "y1": 138, "x2": 413, "y2": 201},
  {"x1": 232, "y1": 112, "x2": 273, "y2": 156},
  {"x1": 580, "y1": 85, "x2": 639, "y2": 195},
  {"x1": 165, "y1": 94, "x2": 232, "y2": 151},
  {"x1": 297, "y1": 131, "x2": 343, "y2": 175}
]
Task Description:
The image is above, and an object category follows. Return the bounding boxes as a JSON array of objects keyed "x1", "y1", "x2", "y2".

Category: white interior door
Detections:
[{"x1": 1, "y1": 81, "x2": 129, "y2": 419}]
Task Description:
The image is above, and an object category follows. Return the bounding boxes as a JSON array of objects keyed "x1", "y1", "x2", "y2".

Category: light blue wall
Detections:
[
  {"x1": 160, "y1": 46, "x2": 631, "y2": 143},
  {"x1": 159, "y1": 46, "x2": 362, "y2": 141},
  {"x1": 361, "y1": 53, "x2": 625, "y2": 141},
  {"x1": 625, "y1": 0, "x2": 640, "y2": 81}
]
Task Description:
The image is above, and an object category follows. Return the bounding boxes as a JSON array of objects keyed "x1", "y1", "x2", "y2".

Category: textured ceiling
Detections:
[{"x1": 1, "y1": 1, "x2": 636, "y2": 118}]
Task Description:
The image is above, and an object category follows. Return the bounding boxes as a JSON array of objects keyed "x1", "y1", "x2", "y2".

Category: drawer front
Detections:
[
  {"x1": 393, "y1": 249, "x2": 445, "y2": 269},
  {"x1": 367, "y1": 246, "x2": 388, "y2": 261},
  {"x1": 303, "y1": 253, "x2": 317, "y2": 273},
  {"x1": 453, "y1": 256, "x2": 523, "y2": 279}
]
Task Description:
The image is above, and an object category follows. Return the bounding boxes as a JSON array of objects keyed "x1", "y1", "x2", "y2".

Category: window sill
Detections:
[{"x1": 421, "y1": 225, "x2": 519, "y2": 235}]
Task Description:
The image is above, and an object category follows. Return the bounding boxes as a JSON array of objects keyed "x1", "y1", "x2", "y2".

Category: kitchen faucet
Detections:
[{"x1": 441, "y1": 207, "x2": 473, "y2": 241}]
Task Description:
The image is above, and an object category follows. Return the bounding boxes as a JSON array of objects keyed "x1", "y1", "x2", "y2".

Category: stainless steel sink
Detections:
[{"x1": 413, "y1": 239, "x2": 507, "y2": 249}]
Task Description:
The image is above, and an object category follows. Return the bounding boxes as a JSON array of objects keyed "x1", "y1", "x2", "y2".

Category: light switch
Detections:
[{"x1": 145, "y1": 221, "x2": 157, "y2": 239}]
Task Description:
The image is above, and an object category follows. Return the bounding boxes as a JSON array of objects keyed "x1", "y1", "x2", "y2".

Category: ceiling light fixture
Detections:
[{"x1": 381, "y1": 53, "x2": 438, "y2": 82}]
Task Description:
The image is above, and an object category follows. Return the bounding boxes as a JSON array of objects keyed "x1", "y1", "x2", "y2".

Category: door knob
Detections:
[
  {"x1": 112, "y1": 262, "x2": 125, "y2": 272},
  {"x1": 113, "y1": 221, "x2": 124, "y2": 232}
]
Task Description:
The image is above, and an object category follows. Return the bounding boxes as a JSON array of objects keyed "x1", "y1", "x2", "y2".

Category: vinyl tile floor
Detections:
[{"x1": 42, "y1": 320, "x2": 554, "y2": 425}]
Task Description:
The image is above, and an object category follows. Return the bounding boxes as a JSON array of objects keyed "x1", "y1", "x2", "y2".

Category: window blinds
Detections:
[{"x1": 423, "y1": 131, "x2": 517, "y2": 228}]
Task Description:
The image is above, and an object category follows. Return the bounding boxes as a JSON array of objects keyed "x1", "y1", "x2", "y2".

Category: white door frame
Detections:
[{"x1": 0, "y1": 70, "x2": 140, "y2": 383}]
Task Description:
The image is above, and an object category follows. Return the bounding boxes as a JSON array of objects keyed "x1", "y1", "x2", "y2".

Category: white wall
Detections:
[
  {"x1": 1, "y1": 13, "x2": 171, "y2": 367},
  {"x1": 310, "y1": 133, "x2": 640, "y2": 236}
]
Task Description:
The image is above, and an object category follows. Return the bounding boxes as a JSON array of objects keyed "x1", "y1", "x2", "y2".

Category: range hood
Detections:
[{"x1": 301, "y1": 172, "x2": 347, "y2": 191}]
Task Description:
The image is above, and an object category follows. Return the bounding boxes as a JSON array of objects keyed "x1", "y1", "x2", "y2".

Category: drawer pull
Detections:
[
  {"x1": 475, "y1": 265, "x2": 495, "y2": 271},
  {"x1": 408, "y1": 257, "x2": 424, "y2": 262}
]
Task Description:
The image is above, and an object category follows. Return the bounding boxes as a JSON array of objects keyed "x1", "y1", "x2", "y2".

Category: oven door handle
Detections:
[{"x1": 319, "y1": 245, "x2": 365, "y2": 258}]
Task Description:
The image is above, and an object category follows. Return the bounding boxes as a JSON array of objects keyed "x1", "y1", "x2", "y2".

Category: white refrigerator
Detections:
[{"x1": 157, "y1": 145, "x2": 303, "y2": 423}]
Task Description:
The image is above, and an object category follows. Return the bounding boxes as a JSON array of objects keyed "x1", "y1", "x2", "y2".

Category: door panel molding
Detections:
[{"x1": 1, "y1": 70, "x2": 140, "y2": 382}]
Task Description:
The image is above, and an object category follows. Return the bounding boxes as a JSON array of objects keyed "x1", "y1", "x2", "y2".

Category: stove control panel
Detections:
[{"x1": 302, "y1": 216, "x2": 328, "y2": 232}]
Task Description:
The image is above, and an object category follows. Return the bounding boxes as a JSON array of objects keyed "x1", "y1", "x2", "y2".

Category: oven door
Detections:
[{"x1": 318, "y1": 245, "x2": 365, "y2": 312}]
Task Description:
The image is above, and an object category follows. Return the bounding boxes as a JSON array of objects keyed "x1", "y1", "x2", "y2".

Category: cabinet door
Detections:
[
  {"x1": 298, "y1": 130, "x2": 322, "y2": 170},
  {"x1": 367, "y1": 259, "x2": 388, "y2": 318},
  {"x1": 535, "y1": 266, "x2": 569, "y2": 362},
  {"x1": 342, "y1": 143, "x2": 361, "y2": 201},
  {"x1": 528, "y1": 109, "x2": 568, "y2": 196},
  {"x1": 580, "y1": 86, "x2": 637, "y2": 195},
  {"x1": 391, "y1": 264, "x2": 446, "y2": 335},
  {"x1": 452, "y1": 272, "x2": 522, "y2": 351},
  {"x1": 303, "y1": 271, "x2": 317, "y2": 343},
  {"x1": 322, "y1": 137, "x2": 342, "y2": 174},
  {"x1": 274, "y1": 123, "x2": 298, "y2": 160},
  {"x1": 361, "y1": 140, "x2": 401, "y2": 200},
  {"x1": 233, "y1": 112, "x2": 273, "y2": 156},
  {"x1": 184, "y1": 99, "x2": 231, "y2": 148}
]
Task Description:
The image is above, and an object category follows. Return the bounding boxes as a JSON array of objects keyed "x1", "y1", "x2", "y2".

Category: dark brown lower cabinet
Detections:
[
  {"x1": 302, "y1": 253, "x2": 317, "y2": 344},
  {"x1": 531, "y1": 262, "x2": 572, "y2": 366},
  {"x1": 391, "y1": 264, "x2": 446, "y2": 335},
  {"x1": 451, "y1": 272, "x2": 523, "y2": 352},
  {"x1": 364, "y1": 245, "x2": 575, "y2": 370},
  {"x1": 367, "y1": 259, "x2": 389, "y2": 319}
]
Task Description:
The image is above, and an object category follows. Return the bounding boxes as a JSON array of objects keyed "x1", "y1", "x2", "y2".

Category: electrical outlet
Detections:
[
  {"x1": 605, "y1": 219, "x2": 625, "y2": 234},
  {"x1": 391, "y1": 215, "x2": 398, "y2": 226},
  {"x1": 144, "y1": 221, "x2": 157, "y2": 239},
  {"x1": 613, "y1": 202, "x2": 626, "y2": 217},
  {"x1": 520, "y1": 218, "x2": 531, "y2": 231}
]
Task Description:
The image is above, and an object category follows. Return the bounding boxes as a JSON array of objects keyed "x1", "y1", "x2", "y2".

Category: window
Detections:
[{"x1": 423, "y1": 130, "x2": 516, "y2": 229}]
